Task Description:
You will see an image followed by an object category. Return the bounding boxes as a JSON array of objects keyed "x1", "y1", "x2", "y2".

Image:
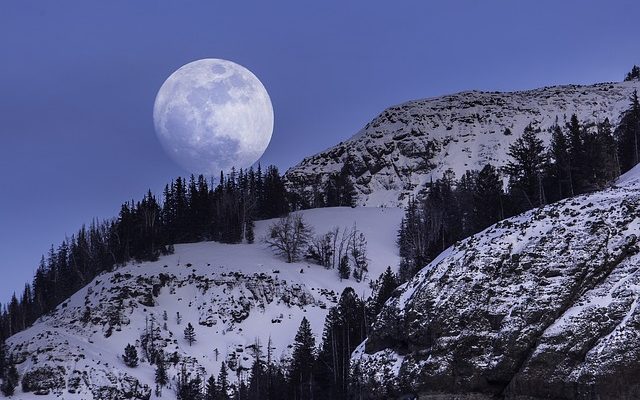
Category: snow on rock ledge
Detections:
[
  {"x1": 352, "y1": 179, "x2": 640, "y2": 399},
  {"x1": 286, "y1": 80, "x2": 640, "y2": 207}
]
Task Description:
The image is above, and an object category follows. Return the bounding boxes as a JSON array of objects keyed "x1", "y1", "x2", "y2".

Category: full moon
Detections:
[{"x1": 153, "y1": 59, "x2": 274, "y2": 176}]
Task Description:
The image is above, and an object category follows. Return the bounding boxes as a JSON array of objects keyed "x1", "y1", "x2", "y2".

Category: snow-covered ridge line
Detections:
[{"x1": 286, "y1": 80, "x2": 640, "y2": 207}]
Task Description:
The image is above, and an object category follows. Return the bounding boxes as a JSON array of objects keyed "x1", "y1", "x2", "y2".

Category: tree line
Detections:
[
  {"x1": 0, "y1": 165, "x2": 290, "y2": 377},
  {"x1": 398, "y1": 91, "x2": 640, "y2": 281}
]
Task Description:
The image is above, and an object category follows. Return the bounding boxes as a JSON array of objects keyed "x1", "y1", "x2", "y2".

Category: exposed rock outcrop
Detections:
[
  {"x1": 352, "y1": 175, "x2": 640, "y2": 399},
  {"x1": 286, "y1": 81, "x2": 640, "y2": 207}
]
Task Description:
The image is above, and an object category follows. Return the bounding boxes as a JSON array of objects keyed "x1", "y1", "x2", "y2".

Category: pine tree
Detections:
[
  {"x1": 582, "y1": 118, "x2": 619, "y2": 190},
  {"x1": 184, "y1": 322, "x2": 196, "y2": 346},
  {"x1": 616, "y1": 90, "x2": 640, "y2": 173},
  {"x1": 155, "y1": 353, "x2": 168, "y2": 389},
  {"x1": 338, "y1": 255, "x2": 350, "y2": 280},
  {"x1": 1, "y1": 363, "x2": 18, "y2": 396},
  {"x1": 205, "y1": 375, "x2": 218, "y2": 400},
  {"x1": 504, "y1": 124, "x2": 548, "y2": 210},
  {"x1": 625, "y1": 65, "x2": 640, "y2": 81},
  {"x1": 349, "y1": 228, "x2": 368, "y2": 282},
  {"x1": 368, "y1": 267, "x2": 399, "y2": 322},
  {"x1": 245, "y1": 217, "x2": 255, "y2": 244},
  {"x1": 472, "y1": 164, "x2": 504, "y2": 230},
  {"x1": 217, "y1": 361, "x2": 230, "y2": 399},
  {"x1": 177, "y1": 363, "x2": 203, "y2": 400},
  {"x1": 566, "y1": 114, "x2": 590, "y2": 194},
  {"x1": 288, "y1": 317, "x2": 315, "y2": 400},
  {"x1": 547, "y1": 124, "x2": 573, "y2": 200},
  {"x1": 123, "y1": 344, "x2": 138, "y2": 367},
  {"x1": 315, "y1": 288, "x2": 366, "y2": 399}
]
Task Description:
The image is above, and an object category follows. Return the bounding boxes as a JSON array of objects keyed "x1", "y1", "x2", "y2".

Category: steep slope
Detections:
[
  {"x1": 351, "y1": 169, "x2": 640, "y2": 399},
  {"x1": 286, "y1": 80, "x2": 640, "y2": 206},
  {"x1": 7, "y1": 207, "x2": 403, "y2": 399}
]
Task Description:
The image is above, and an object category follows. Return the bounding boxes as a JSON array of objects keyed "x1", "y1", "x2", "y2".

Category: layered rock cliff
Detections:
[{"x1": 352, "y1": 167, "x2": 640, "y2": 400}]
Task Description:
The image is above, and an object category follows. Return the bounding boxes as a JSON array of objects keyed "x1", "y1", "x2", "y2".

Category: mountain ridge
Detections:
[{"x1": 285, "y1": 80, "x2": 640, "y2": 207}]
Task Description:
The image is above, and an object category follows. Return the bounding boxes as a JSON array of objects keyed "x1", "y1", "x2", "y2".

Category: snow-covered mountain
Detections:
[
  {"x1": 9, "y1": 77, "x2": 640, "y2": 400},
  {"x1": 285, "y1": 80, "x2": 640, "y2": 206},
  {"x1": 351, "y1": 165, "x2": 640, "y2": 400},
  {"x1": 7, "y1": 207, "x2": 403, "y2": 399}
]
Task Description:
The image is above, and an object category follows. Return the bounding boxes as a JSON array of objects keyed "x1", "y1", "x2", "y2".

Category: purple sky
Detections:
[{"x1": 1, "y1": 0, "x2": 639, "y2": 302}]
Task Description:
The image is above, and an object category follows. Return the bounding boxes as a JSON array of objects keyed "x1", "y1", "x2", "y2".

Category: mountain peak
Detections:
[{"x1": 286, "y1": 80, "x2": 640, "y2": 207}]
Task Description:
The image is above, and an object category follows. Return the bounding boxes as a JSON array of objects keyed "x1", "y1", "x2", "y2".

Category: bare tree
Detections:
[
  {"x1": 265, "y1": 213, "x2": 313, "y2": 262},
  {"x1": 307, "y1": 232, "x2": 333, "y2": 268}
]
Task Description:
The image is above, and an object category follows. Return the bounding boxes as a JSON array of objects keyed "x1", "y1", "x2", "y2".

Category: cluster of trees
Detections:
[
  {"x1": 399, "y1": 93, "x2": 640, "y2": 281},
  {"x1": 397, "y1": 165, "x2": 504, "y2": 281},
  {"x1": 166, "y1": 272, "x2": 399, "y2": 400},
  {"x1": 290, "y1": 160, "x2": 358, "y2": 210},
  {"x1": 625, "y1": 65, "x2": 640, "y2": 81},
  {"x1": 306, "y1": 224, "x2": 368, "y2": 281},
  {"x1": 0, "y1": 165, "x2": 290, "y2": 370},
  {"x1": 265, "y1": 213, "x2": 369, "y2": 281}
]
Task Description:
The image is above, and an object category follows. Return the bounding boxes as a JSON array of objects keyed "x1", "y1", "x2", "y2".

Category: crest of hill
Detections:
[{"x1": 285, "y1": 80, "x2": 640, "y2": 206}]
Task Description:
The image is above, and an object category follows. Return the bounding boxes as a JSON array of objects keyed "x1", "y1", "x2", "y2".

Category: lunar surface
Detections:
[{"x1": 153, "y1": 58, "x2": 274, "y2": 175}]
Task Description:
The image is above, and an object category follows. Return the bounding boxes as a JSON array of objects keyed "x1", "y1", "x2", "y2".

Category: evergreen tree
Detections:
[
  {"x1": 248, "y1": 356, "x2": 268, "y2": 400},
  {"x1": 367, "y1": 267, "x2": 399, "y2": 324},
  {"x1": 315, "y1": 288, "x2": 366, "y2": 399},
  {"x1": 205, "y1": 375, "x2": 218, "y2": 400},
  {"x1": 184, "y1": 322, "x2": 196, "y2": 346},
  {"x1": 324, "y1": 158, "x2": 357, "y2": 207},
  {"x1": 155, "y1": 353, "x2": 169, "y2": 389},
  {"x1": 397, "y1": 197, "x2": 425, "y2": 282},
  {"x1": 625, "y1": 65, "x2": 640, "y2": 81},
  {"x1": 338, "y1": 255, "x2": 350, "y2": 280},
  {"x1": 123, "y1": 344, "x2": 138, "y2": 367},
  {"x1": 470, "y1": 164, "x2": 504, "y2": 230},
  {"x1": 1, "y1": 363, "x2": 18, "y2": 396},
  {"x1": 566, "y1": 114, "x2": 589, "y2": 194},
  {"x1": 217, "y1": 362, "x2": 230, "y2": 400},
  {"x1": 288, "y1": 317, "x2": 315, "y2": 400},
  {"x1": 349, "y1": 228, "x2": 368, "y2": 282},
  {"x1": 504, "y1": 124, "x2": 548, "y2": 210},
  {"x1": 616, "y1": 90, "x2": 640, "y2": 173},
  {"x1": 582, "y1": 118, "x2": 619, "y2": 190},
  {"x1": 547, "y1": 123, "x2": 574, "y2": 200},
  {"x1": 177, "y1": 363, "x2": 203, "y2": 400},
  {"x1": 261, "y1": 166, "x2": 289, "y2": 218}
]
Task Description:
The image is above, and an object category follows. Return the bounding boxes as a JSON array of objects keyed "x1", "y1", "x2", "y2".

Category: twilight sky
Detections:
[{"x1": 1, "y1": 0, "x2": 639, "y2": 301}]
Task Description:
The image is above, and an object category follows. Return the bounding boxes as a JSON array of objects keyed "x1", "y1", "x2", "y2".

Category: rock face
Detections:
[
  {"x1": 285, "y1": 80, "x2": 640, "y2": 207},
  {"x1": 352, "y1": 173, "x2": 640, "y2": 399}
]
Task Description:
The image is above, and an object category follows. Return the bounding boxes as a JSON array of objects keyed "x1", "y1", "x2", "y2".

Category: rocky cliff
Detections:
[
  {"x1": 286, "y1": 80, "x2": 640, "y2": 207},
  {"x1": 352, "y1": 167, "x2": 640, "y2": 400}
]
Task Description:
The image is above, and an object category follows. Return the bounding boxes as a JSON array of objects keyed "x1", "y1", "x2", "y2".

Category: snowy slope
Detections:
[
  {"x1": 286, "y1": 80, "x2": 640, "y2": 206},
  {"x1": 7, "y1": 207, "x2": 403, "y2": 399},
  {"x1": 352, "y1": 170, "x2": 640, "y2": 399}
]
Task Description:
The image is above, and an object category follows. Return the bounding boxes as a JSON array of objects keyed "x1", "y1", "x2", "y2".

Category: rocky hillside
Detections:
[
  {"x1": 6, "y1": 207, "x2": 403, "y2": 399},
  {"x1": 351, "y1": 166, "x2": 640, "y2": 400},
  {"x1": 286, "y1": 80, "x2": 640, "y2": 207}
]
